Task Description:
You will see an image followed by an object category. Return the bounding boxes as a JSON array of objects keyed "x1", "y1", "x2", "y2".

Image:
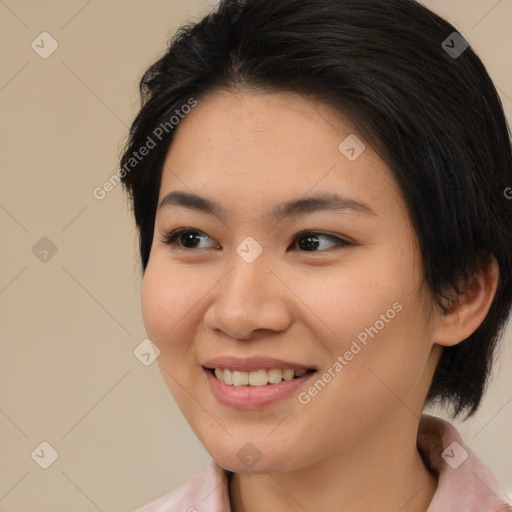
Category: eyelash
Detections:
[{"x1": 159, "y1": 228, "x2": 352, "y2": 253}]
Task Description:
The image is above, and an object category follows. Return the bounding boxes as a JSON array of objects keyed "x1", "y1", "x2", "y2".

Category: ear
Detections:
[{"x1": 432, "y1": 254, "x2": 499, "y2": 347}]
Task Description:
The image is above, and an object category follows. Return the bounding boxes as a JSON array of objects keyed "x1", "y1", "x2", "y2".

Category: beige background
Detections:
[{"x1": 0, "y1": 1, "x2": 511, "y2": 510}]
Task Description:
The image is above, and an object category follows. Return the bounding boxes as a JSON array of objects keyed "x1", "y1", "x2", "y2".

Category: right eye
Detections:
[{"x1": 160, "y1": 228, "x2": 219, "y2": 250}]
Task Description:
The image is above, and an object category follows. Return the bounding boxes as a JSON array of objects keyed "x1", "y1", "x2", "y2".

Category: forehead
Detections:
[
  {"x1": 171, "y1": 89, "x2": 350, "y2": 153},
  {"x1": 158, "y1": 89, "x2": 407, "y2": 220}
]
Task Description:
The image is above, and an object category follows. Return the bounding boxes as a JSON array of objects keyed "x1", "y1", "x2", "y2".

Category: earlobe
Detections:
[{"x1": 432, "y1": 254, "x2": 499, "y2": 347}]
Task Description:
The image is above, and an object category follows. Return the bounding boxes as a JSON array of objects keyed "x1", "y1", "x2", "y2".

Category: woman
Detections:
[{"x1": 120, "y1": 0, "x2": 512, "y2": 510}]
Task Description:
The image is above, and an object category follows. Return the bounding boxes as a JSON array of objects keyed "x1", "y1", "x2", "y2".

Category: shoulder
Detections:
[
  {"x1": 419, "y1": 414, "x2": 512, "y2": 512},
  {"x1": 134, "y1": 459, "x2": 231, "y2": 512}
]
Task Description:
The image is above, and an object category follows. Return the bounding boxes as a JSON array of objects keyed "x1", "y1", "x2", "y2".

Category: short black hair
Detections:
[{"x1": 120, "y1": 0, "x2": 512, "y2": 418}]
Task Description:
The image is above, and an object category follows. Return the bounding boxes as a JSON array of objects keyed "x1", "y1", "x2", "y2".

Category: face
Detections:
[{"x1": 142, "y1": 89, "x2": 442, "y2": 474}]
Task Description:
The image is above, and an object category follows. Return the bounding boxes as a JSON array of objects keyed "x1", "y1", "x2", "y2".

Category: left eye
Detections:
[
  {"x1": 292, "y1": 231, "x2": 349, "y2": 252},
  {"x1": 160, "y1": 229, "x2": 350, "y2": 252}
]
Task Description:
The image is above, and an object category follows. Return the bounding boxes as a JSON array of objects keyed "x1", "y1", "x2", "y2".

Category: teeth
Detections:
[
  {"x1": 248, "y1": 369, "x2": 268, "y2": 387},
  {"x1": 283, "y1": 369, "x2": 295, "y2": 381},
  {"x1": 232, "y1": 370, "x2": 249, "y2": 386},
  {"x1": 268, "y1": 368, "x2": 283, "y2": 384},
  {"x1": 223, "y1": 368, "x2": 233, "y2": 385},
  {"x1": 212, "y1": 368, "x2": 310, "y2": 386}
]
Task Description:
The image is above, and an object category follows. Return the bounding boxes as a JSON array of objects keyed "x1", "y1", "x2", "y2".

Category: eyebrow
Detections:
[{"x1": 158, "y1": 190, "x2": 377, "y2": 222}]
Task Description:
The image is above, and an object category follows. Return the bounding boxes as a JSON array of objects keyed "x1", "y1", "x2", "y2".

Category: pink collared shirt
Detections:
[{"x1": 135, "y1": 415, "x2": 511, "y2": 512}]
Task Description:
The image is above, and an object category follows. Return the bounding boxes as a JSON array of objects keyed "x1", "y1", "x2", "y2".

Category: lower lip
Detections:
[{"x1": 203, "y1": 367, "x2": 316, "y2": 410}]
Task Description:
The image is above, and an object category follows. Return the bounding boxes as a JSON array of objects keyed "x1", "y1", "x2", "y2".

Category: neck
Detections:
[{"x1": 229, "y1": 417, "x2": 438, "y2": 512}]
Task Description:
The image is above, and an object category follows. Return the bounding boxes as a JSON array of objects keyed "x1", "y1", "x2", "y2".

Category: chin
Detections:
[{"x1": 205, "y1": 439, "x2": 307, "y2": 475}]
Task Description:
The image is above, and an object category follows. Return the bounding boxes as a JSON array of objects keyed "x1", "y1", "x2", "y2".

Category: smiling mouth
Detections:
[{"x1": 208, "y1": 367, "x2": 317, "y2": 387}]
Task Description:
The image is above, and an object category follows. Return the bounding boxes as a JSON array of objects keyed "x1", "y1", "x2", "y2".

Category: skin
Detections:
[{"x1": 141, "y1": 89, "x2": 499, "y2": 512}]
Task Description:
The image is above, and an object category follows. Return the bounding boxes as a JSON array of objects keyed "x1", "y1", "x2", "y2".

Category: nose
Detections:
[{"x1": 203, "y1": 251, "x2": 294, "y2": 341}]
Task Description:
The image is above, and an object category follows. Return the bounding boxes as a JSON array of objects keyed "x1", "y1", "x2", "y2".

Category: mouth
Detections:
[
  {"x1": 207, "y1": 367, "x2": 316, "y2": 387},
  {"x1": 202, "y1": 363, "x2": 318, "y2": 410}
]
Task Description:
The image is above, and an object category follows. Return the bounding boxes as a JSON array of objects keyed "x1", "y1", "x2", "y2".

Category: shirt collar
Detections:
[
  {"x1": 138, "y1": 414, "x2": 511, "y2": 511},
  {"x1": 418, "y1": 414, "x2": 510, "y2": 511}
]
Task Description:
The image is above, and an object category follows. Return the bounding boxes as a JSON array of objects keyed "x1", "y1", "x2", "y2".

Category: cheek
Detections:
[
  {"x1": 141, "y1": 258, "x2": 199, "y2": 355},
  {"x1": 291, "y1": 242, "x2": 429, "y2": 385},
  {"x1": 287, "y1": 251, "x2": 415, "y2": 349},
  {"x1": 321, "y1": 292, "x2": 432, "y2": 419},
  {"x1": 141, "y1": 264, "x2": 169, "y2": 343},
  {"x1": 141, "y1": 259, "x2": 203, "y2": 409}
]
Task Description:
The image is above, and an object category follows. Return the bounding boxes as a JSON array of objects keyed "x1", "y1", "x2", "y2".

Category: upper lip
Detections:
[{"x1": 202, "y1": 356, "x2": 317, "y2": 372}]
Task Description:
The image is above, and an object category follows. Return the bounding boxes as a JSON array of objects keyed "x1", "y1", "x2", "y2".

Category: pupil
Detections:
[
  {"x1": 299, "y1": 236, "x2": 319, "y2": 251},
  {"x1": 182, "y1": 232, "x2": 200, "y2": 248}
]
